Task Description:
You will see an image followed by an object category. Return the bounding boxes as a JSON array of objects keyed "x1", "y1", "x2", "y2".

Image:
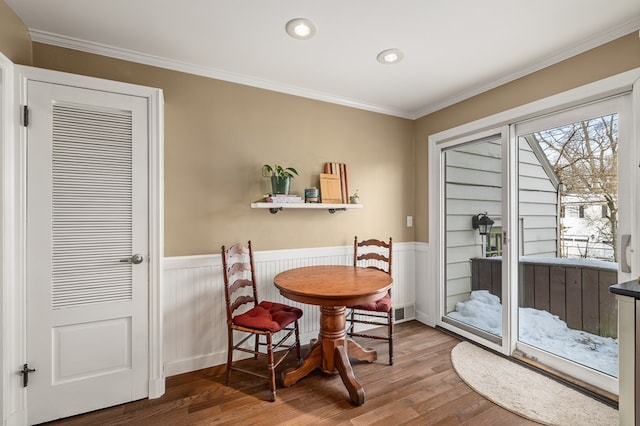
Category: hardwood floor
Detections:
[{"x1": 43, "y1": 321, "x2": 537, "y2": 425}]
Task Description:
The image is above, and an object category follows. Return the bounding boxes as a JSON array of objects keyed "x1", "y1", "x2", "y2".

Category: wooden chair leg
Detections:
[
  {"x1": 226, "y1": 328, "x2": 233, "y2": 385},
  {"x1": 388, "y1": 310, "x2": 394, "y2": 366},
  {"x1": 254, "y1": 333, "x2": 260, "y2": 360},
  {"x1": 294, "y1": 321, "x2": 302, "y2": 361},
  {"x1": 347, "y1": 309, "x2": 355, "y2": 336},
  {"x1": 266, "y1": 333, "x2": 276, "y2": 402}
]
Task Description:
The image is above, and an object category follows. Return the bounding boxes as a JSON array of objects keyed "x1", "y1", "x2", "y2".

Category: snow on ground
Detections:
[{"x1": 448, "y1": 290, "x2": 618, "y2": 377}]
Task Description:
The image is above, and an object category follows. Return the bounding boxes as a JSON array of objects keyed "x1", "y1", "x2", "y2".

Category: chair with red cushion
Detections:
[
  {"x1": 222, "y1": 241, "x2": 303, "y2": 401},
  {"x1": 346, "y1": 236, "x2": 394, "y2": 365}
]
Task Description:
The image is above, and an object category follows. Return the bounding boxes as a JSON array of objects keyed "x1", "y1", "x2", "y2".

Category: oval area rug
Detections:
[{"x1": 451, "y1": 341, "x2": 618, "y2": 425}]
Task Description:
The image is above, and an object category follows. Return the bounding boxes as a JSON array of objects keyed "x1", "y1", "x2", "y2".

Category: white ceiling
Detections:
[{"x1": 6, "y1": 0, "x2": 640, "y2": 119}]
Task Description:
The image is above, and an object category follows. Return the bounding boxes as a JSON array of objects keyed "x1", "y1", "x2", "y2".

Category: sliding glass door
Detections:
[
  {"x1": 512, "y1": 95, "x2": 630, "y2": 392},
  {"x1": 433, "y1": 88, "x2": 635, "y2": 395},
  {"x1": 442, "y1": 133, "x2": 505, "y2": 345}
]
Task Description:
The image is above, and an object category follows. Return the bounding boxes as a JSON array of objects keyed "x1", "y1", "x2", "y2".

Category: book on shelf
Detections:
[{"x1": 263, "y1": 194, "x2": 304, "y2": 203}]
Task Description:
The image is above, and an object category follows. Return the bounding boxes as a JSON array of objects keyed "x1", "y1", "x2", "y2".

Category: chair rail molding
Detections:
[{"x1": 162, "y1": 242, "x2": 420, "y2": 376}]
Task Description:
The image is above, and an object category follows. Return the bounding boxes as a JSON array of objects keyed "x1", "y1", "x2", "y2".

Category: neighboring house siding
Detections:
[
  {"x1": 444, "y1": 138, "x2": 558, "y2": 311},
  {"x1": 518, "y1": 138, "x2": 558, "y2": 257}
]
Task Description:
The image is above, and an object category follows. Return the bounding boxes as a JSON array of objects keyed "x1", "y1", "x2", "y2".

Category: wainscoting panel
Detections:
[
  {"x1": 414, "y1": 242, "x2": 434, "y2": 326},
  {"x1": 163, "y1": 242, "x2": 416, "y2": 376}
]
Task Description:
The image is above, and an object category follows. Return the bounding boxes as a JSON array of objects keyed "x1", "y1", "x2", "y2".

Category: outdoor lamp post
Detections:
[{"x1": 472, "y1": 212, "x2": 494, "y2": 236}]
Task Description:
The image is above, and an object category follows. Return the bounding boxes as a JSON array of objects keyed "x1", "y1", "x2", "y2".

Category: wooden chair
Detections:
[
  {"x1": 346, "y1": 236, "x2": 394, "y2": 365},
  {"x1": 222, "y1": 241, "x2": 303, "y2": 401}
]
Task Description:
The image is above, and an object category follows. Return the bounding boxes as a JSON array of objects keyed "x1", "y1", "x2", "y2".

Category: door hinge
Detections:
[
  {"x1": 19, "y1": 363, "x2": 36, "y2": 387},
  {"x1": 503, "y1": 230, "x2": 508, "y2": 245},
  {"x1": 22, "y1": 105, "x2": 29, "y2": 127}
]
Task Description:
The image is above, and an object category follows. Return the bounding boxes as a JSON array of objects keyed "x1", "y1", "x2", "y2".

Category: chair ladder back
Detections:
[
  {"x1": 222, "y1": 241, "x2": 259, "y2": 321},
  {"x1": 353, "y1": 236, "x2": 392, "y2": 276}
]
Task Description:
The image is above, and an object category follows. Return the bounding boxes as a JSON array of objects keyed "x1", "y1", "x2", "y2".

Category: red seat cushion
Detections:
[
  {"x1": 233, "y1": 301, "x2": 303, "y2": 332},
  {"x1": 350, "y1": 293, "x2": 392, "y2": 312}
]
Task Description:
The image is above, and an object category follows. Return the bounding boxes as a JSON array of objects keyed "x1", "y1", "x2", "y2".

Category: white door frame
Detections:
[
  {"x1": 2, "y1": 65, "x2": 164, "y2": 425},
  {"x1": 429, "y1": 67, "x2": 640, "y2": 389},
  {"x1": 1, "y1": 51, "x2": 17, "y2": 426}
]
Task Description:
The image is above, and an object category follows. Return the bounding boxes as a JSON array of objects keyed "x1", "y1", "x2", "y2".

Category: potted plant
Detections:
[
  {"x1": 349, "y1": 189, "x2": 360, "y2": 204},
  {"x1": 262, "y1": 164, "x2": 299, "y2": 195}
]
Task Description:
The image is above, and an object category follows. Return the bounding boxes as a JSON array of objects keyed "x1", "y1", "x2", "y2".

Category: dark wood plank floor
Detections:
[{"x1": 44, "y1": 321, "x2": 537, "y2": 425}]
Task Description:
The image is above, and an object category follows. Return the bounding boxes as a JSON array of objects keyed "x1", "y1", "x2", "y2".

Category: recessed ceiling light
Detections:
[
  {"x1": 377, "y1": 48, "x2": 404, "y2": 64},
  {"x1": 285, "y1": 18, "x2": 317, "y2": 40}
]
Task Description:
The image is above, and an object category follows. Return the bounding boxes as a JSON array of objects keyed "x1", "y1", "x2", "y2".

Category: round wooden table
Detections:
[{"x1": 274, "y1": 265, "x2": 393, "y2": 405}]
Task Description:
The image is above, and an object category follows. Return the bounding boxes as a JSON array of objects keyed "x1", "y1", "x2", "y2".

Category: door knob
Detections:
[{"x1": 120, "y1": 254, "x2": 144, "y2": 264}]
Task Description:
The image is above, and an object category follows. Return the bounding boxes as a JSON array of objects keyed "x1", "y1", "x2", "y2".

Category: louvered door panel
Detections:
[{"x1": 51, "y1": 103, "x2": 133, "y2": 309}]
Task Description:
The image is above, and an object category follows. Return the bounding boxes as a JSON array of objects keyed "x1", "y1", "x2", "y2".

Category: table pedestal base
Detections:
[{"x1": 281, "y1": 305, "x2": 376, "y2": 405}]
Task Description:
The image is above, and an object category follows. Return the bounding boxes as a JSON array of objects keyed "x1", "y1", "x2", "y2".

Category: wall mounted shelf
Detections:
[{"x1": 251, "y1": 202, "x2": 363, "y2": 214}]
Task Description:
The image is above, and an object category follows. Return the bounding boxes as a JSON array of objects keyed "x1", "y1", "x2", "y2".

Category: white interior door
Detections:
[{"x1": 26, "y1": 80, "x2": 149, "y2": 424}]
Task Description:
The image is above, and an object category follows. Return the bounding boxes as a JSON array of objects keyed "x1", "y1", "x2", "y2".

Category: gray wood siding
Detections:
[
  {"x1": 445, "y1": 138, "x2": 558, "y2": 312},
  {"x1": 518, "y1": 138, "x2": 558, "y2": 257}
]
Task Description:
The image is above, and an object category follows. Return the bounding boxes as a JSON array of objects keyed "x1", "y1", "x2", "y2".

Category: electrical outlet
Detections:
[{"x1": 406, "y1": 215, "x2": 413, "y2": 227}]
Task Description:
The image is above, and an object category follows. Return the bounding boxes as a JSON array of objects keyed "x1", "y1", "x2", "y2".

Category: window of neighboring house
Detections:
[
  {"x1": 578, "y1": 205, "x2": 585, "y2": 218},
  {"x1": 560, "y1": 205, "x2": 565, "y2": 218},
  {"x1": 565, "y1": 205, "x2": 579, "y2": 217},
  {"x1": 485, "y1": 226, "x2": 503, "y2": 257},
  {"x1": 602, "y1": 204, "x2": 608, "y2": 218}
]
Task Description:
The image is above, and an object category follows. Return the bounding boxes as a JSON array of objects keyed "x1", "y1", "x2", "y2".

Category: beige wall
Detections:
[
  {"x1": 31, "y1": 44, "x2": 416, "y2": 256},
  {"x1": 2, "y1": 8, "x2": 639, "y2": 254},
  {"x1": 0, "y1": 0, "x2": 31, "y2": 65},
  {"x1": 414, "y1": 32, "x2": 640, "y2": 243}
]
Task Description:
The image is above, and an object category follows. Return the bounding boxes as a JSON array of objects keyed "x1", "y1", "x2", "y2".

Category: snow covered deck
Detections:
[{"x1": 471, "y1": 256, "x2": 618, "y2": 337}]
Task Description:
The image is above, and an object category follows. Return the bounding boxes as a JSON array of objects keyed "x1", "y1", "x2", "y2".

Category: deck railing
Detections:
[{"x1": 471, "y1": 256, "x2": 618, "y2": 338}]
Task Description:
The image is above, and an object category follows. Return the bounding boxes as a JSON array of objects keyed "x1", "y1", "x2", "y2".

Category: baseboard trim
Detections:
[{"x1": 148, "y1": 377, "x2": 166, "y2": 399}]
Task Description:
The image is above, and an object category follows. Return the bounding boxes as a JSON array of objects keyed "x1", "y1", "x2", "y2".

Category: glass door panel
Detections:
[
  {"x1": 516, "y1": 105, "x2": 621, "y2": 380},
  {"x1": 443, "y1": 136, "x2": 504, "y2": 342}
]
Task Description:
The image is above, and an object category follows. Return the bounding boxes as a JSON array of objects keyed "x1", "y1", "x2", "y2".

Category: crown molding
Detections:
[
  {"x1": 414, "y1": 17, "x2": 640, "y2": 119},
  {"x1": 28, "y1": 29, "x2": 415, "y2": 120},
  {"x1": 29, "y1": 16, "x2": 640, "y2": 122}
]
